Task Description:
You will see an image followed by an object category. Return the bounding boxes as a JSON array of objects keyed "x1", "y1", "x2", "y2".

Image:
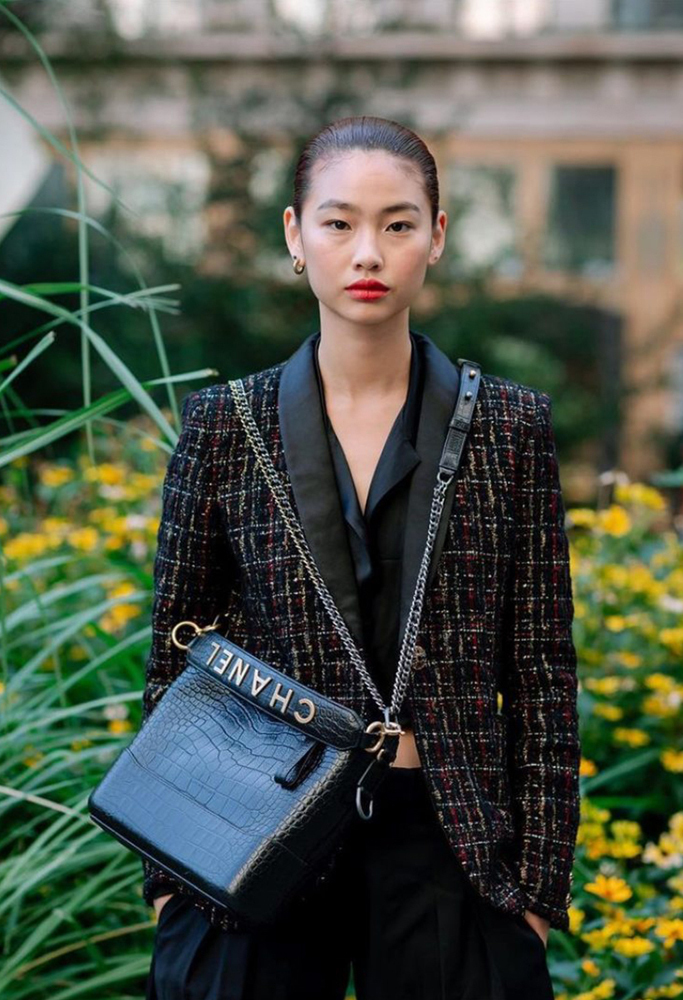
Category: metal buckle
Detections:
[
  {"x1": 364, "y1": 719, "x2": 404, "y2": 753},
  {"x1": 171, "y1": 614, "x2": 223, "y2": 650}
]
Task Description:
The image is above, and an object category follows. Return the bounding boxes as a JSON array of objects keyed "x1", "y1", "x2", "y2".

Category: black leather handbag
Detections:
[{"x1": 88, "y1": 359, "x2": 481, "y2": 928}]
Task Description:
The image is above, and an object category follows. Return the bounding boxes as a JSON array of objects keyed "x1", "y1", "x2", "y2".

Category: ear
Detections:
[
  {"x1": 429, "y1": 208, "x2": 448, "y2": 264},
  {"x1": 283, "y1": 205, "x2": 304, "y2": 259}
]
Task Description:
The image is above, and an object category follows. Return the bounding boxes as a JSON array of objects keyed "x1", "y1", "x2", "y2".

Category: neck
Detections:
[{"x1": 316, "y1": 316, "x2": 413, "y2": 404}]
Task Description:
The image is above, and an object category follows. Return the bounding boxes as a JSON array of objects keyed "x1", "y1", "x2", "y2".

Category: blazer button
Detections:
[{"x1": 413, "y1": 645, "x2": 427, "y2": 670}]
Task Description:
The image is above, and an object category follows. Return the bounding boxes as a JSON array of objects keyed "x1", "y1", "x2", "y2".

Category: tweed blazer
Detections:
[{"x1": 140, "y1": 330, "x2": 582, "y2": 933}]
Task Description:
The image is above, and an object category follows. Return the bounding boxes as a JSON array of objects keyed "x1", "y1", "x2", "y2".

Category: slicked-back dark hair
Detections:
[{"x1": 292, "y1": 115, "x2": 440, "y2": 226}]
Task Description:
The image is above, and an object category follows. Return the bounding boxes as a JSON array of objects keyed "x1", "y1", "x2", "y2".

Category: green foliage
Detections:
[{"x1": 4, "y1": 6, "x2": 681, "y2": 999}]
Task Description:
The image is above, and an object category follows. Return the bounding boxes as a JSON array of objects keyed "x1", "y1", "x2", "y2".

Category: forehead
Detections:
[{"x1": 309, "y1": 149, "x2": 424, "y2": 200}]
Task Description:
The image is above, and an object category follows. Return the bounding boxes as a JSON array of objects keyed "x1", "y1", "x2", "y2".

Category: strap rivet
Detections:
[
  {"x1": 469, "y1": 369, "x2": 476, "y2": 378},
  {"x1": 465, "y1": 391, "x2": 472, "y2": 400}
]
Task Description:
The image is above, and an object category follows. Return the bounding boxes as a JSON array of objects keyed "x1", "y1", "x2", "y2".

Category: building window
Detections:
[
  {"x1": 543, "y1": 165, "x2": 616, "y2": 277},
  {"x1": 444, "y1": 163, "x2": 521, "y2": 278},
  {"x1": 613, "y1": 0, "x2": 683, "y2": 30}
]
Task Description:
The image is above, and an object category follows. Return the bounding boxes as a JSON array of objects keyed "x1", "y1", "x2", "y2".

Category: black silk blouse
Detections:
[{"x1": 313, "y1": 331, "x2": 425, "y2": 729}]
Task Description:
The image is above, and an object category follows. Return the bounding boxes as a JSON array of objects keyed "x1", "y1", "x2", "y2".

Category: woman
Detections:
[{"x1": 144, "y1": 116, "x2": 581, "y2": 1000}]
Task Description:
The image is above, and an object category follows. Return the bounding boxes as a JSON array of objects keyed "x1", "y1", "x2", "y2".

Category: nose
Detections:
[{"x1": 351, "y1": 231, "x2": 383, "y2": 271}]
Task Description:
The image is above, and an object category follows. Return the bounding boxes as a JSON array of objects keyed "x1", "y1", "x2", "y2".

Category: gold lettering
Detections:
[
  {"x1": 251, "y1": 669, "x2": 272, "y2": 697},
  {"x1": 270, "y1": 682, "x2": 294, "y2": 714},
  {"x1": 227, "y1": 657, "x2": 250, "y2": 686},
  {"x1": 206, "y1": 641, "x2": 222, "y2": 667},
  {"x1": 293, "y1": 698, "x2": 316, "y2": 724},
  {"x1": 212, "y1": 649, "x2": 235, "y2": 676}
]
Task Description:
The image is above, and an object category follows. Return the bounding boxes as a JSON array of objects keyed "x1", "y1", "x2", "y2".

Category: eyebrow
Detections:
[{"x1": 315, "y1": 199, "x2": 422, "y2": 215}]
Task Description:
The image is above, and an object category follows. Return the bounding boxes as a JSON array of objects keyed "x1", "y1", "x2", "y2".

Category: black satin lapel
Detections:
[
  {"x1": 399, "y1": 333, "x2": 461, "y2": 650},
  {"x1": 278, "y1": 332, "x2": 366, "y2": 651}
]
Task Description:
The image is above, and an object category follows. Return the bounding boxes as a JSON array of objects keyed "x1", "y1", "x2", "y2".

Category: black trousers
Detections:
[{"x1": 146, "y1": 765, "x2": 554, "y2": 1000}]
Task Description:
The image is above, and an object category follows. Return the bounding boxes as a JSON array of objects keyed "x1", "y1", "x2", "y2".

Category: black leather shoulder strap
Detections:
[{"x1": 439, "y1": 358, "x2": 481, "y2": 476}]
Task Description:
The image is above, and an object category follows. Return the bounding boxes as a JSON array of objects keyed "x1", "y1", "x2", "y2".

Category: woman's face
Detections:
[{"x1": 284, "y1": 149, "x2": 446, "y2": 329}]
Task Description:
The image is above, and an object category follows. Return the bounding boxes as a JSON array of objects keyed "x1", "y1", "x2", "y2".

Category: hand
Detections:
[
  {"x1": 153, "y1": 892, "x2": 175, "y2": 919},
  {"x1": 523, "y1": 909, "x2": 550, "y2": 949}
]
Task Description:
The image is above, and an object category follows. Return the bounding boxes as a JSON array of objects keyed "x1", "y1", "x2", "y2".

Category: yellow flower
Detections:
[
  {"x1": 605, "y1": 840, "x2": 641, "y2": 859},
  {"x1": 645, "y1": 673, "x2": 677, "y2": 692},
  {"x1": 654, "y1": 918, "x2": 683, "y2": 948},
  {"x1": 642, "y1": 693, "x2": 681, "y2": 719},
  {"x1": 613, "y1": 727, "x2": 650, "y2": 747},
  {"x1": 585, "y1": 676, "x2": 624, "y2": 696},
  {"x1": 601, "y1": 564, "x2": 630, "y2": 587},
  {"x1": 598, "y1": 505, "x2": 632, "y2": 536},
  {"x1": 107, "y1": 581, "x2": 137, "y2": 599},
  {"x1": 568, "y1": 905, "x2": 585, "y2": 934},
  {"x1": 593, "y1": 704, "x2": 623, "y2": 721},
  {"x1": 580, "y1": 758, "x2": 598, "y2": 777},
  {"x1": 614, "y1": 482, "x2": 667, "y2": 511},
  {"x1": 67, "y1": 526, "x2": 100, "y2": 552},
  {"x1": 103, "y1": 536, "x2": 125, "y2": 551},
  {"x1": 581, "y1": 927, "x2": 614, "y2": 949},
  {"x1": 585, "y1": 978, "x2": 616, "y2": 999},
  {"x1": 628, "y1": 565, "x2": 665, "y2": 597},
  {"x1": 660, "y1": 628, "x2": 683, "y2": 657},
  {"x1": 568, "y1": 507, "x2": 597, "y2": 528},
  {"x1": 613, "y1": 935, "x2": 655, "y2": 956},
  {"x1": 83, "y1": 462, "x2": 127, "y2": 485},
  {"x1": 581, "y1": 801, "x2": 611, "y2": 824},
  {"x1": 100, "y1": 603, "x2": 142, "y2": 633},
  {"x1": 643, "y1": 814, "x2": 683, "y2": 868},
  {"x1": 661, "y1": 749, "x2": 683, "y2": 773},
  {"x1": 617, "y1": 650, "x2": 642, "y2": 669},
  {"x1": 88, "y1": 506, "x2": 120, "y2": 525},
  {"x1": 108, "y1": 719, "x2": 133, "y2": 735},
  {"x1": 584, "y1": 836, "x2": 614, "y2": 860},
  {"x1": 610, "y1": 820, "x2": 642, "y2": 842},
  {"x1": 578, "y1": 822, "x2": 605, "y2": 844},
  {"x1": 39, "y1": 465, "x2": 75, "y2": 488},
  {"x1": 4, "y1": 532, "x2": 51, "y2": 561},
  {"x1": 581, "y1": 958, "x2": 600, "y2": 976},
  {"x1": 41, "y1": 516, "x2": 71, "y2": 534},
  {"x1": 604, "y1": 615, "x2": 627, "y2": 632},
  {"x1": 584, "y1": 874, "x2": 633, "y2": 902}
]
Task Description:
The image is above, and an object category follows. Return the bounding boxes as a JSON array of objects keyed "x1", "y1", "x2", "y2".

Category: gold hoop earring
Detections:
[{"x1": 292, "y1": 256, "x2": 305, "y2": 274}]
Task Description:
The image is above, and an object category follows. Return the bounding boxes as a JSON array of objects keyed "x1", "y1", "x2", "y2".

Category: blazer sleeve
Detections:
[
  {"x1": 501, "y1": 391, "x2": 582, "y2": 932},
  {"x1": 139, "y1": 388, "x2": 236, "y2": 906}
]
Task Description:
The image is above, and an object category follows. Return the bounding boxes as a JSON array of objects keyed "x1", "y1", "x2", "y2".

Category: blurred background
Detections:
[
  {"x1": 4, "y1": 0, "x2": 683, "y2": 504},
  {"x1": 2, "y1": 5, "x2": 683, "y2": 1000}
]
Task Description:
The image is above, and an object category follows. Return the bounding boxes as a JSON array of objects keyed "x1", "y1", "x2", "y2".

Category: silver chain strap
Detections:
[{"x1": 228, "y1": 378, "x2": 455, "y2": 728}]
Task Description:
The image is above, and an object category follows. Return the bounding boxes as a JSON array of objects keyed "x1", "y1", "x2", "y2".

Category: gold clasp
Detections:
[
  {"x1": 171, "y1": 614, "x2": 224, "y2": 650},
  {"x1": 364, "y1": 719, "x2": 405, "y2": 753}
]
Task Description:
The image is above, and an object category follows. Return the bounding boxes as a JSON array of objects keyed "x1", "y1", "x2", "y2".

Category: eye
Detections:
[
  {"x1": 324, "y1": 220, "x2": 350, "y2": 231},
  {"x1": 388, "y1": 221, "x2": 413, "y2": 232}
]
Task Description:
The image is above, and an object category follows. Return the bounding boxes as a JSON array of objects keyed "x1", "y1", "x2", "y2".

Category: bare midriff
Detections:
[{"x1": 391, "y1": 725, "x2": 422, "y2": 767}]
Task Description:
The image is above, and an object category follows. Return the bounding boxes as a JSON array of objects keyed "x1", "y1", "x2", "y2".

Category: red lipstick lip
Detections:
[{"x1": 346, "y1": 280, "x2": 390, "y2": 290}]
